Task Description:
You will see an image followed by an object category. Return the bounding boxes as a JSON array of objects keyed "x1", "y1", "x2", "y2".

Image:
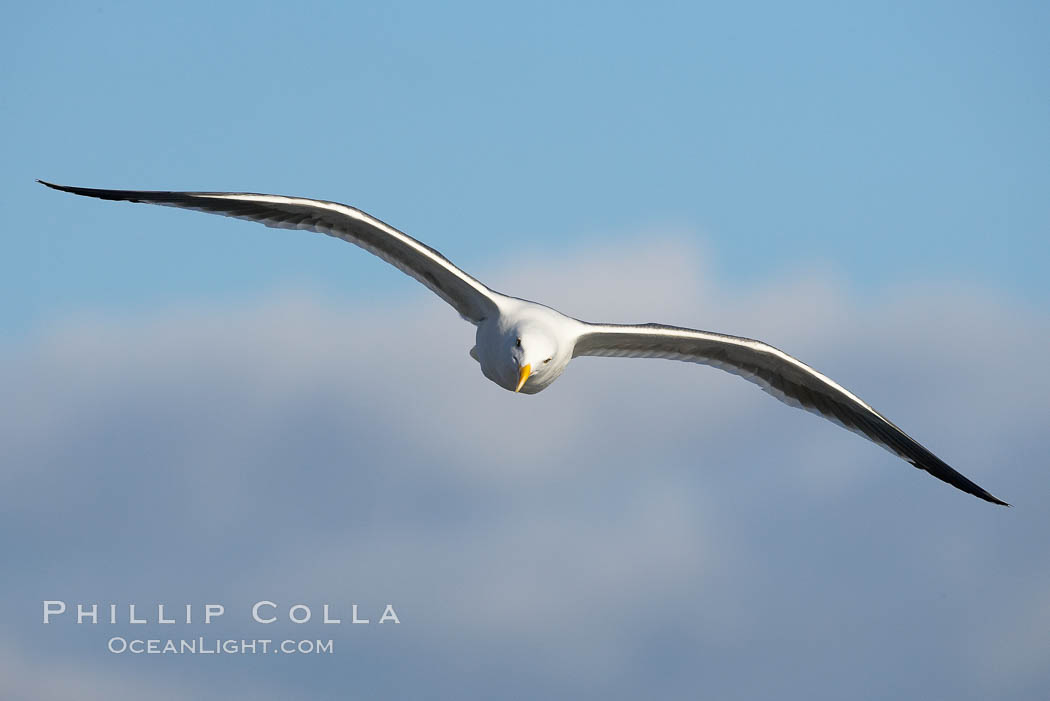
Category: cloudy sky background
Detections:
[{"x1": 3, "y1": 2, "x2": 1048, "y2": 699}]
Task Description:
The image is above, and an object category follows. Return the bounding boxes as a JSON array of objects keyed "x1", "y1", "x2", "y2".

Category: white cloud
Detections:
[{"x1": 2, "y1": 236, "x2": 1048, "y2": 699}]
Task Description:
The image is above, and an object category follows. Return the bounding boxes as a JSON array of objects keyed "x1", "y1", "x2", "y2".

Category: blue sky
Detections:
[
  {"x1": 4, "y1": 1, "x2": 1047, "y2": 336},
  {"x1": 2, "y1": 2, "x2": 1049, "y2": 700}
]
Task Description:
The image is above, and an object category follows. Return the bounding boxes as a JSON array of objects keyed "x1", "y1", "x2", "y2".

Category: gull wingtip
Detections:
[{"x1": 978, "y1": 488, "x2": 1010, "y2": 507}]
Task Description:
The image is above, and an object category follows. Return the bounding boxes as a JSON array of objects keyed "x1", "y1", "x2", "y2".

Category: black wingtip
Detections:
[
  {"x1": 973, "y1": 487, "x2": 1010, "y2": 507},
  {"x1": 903, "y1": 452, "x2": 1010, "y2": 507},
  {"x1": 964, "y1": 485, "x2": 1009, "y2": 507},
  {"x1": 36, "y1": 180, "x2": 150, "y2": 203},
  {"x1": 969, "y1": 479, "x2": 1010, "y2": 507},
  {"x1": 38, "y1": 179, "x2": 78, "y2": 194}
]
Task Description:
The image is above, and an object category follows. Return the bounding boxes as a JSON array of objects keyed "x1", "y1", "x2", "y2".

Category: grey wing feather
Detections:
[
  {"x1": 573, "y1": 322, "x2": 1008, "y2": 506},
  {"x1": 39, "y1": 180, "x2": 499, "y2": 323}
]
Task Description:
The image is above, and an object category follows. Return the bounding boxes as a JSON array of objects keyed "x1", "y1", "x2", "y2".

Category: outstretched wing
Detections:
[
  {"x1": 39, "y1": 181, "x2": 499, "y2": 323},
  {"x1": 573, "y1": 322, "x2": 1008, "y2": 505}
]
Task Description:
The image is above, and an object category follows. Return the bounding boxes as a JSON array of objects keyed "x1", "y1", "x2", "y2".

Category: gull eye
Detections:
[
  {"x1": 543, "y1": 357, "x2": 552, "y2": 364},
  {"x1": 515, "y1": 338, "x2": 522, "y2": 347}
]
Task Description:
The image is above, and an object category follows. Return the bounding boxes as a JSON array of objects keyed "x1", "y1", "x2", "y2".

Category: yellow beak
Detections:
[{"x1": 515, "y1": 364, "x2": 531, "y2": 392}]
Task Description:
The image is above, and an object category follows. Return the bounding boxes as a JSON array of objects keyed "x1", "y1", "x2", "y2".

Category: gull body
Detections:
[
  {"x1": 474, "y1": 298, "x2": 578, "y2": 394},
  {"x1": 38, "y1": 180, "x2": 1009, "y2": 506}
]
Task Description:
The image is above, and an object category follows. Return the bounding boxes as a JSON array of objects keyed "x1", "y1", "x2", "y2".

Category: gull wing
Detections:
[
  {"x1": 573, "y1": 322, "x2": 1008, "y2": 505},
  {"x1": 39, "y1": 181, "x2": 499, "y2": 324}
]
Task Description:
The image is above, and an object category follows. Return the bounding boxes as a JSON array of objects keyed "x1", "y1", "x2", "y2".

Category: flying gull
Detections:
[{"x1": 38, "y1": 180, "x2": 1008, "y2": 506}]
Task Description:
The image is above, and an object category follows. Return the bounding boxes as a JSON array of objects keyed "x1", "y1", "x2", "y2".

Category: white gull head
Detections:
[{"x1": 474, "y1": 300, "x2": 577, "y2": 394}]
